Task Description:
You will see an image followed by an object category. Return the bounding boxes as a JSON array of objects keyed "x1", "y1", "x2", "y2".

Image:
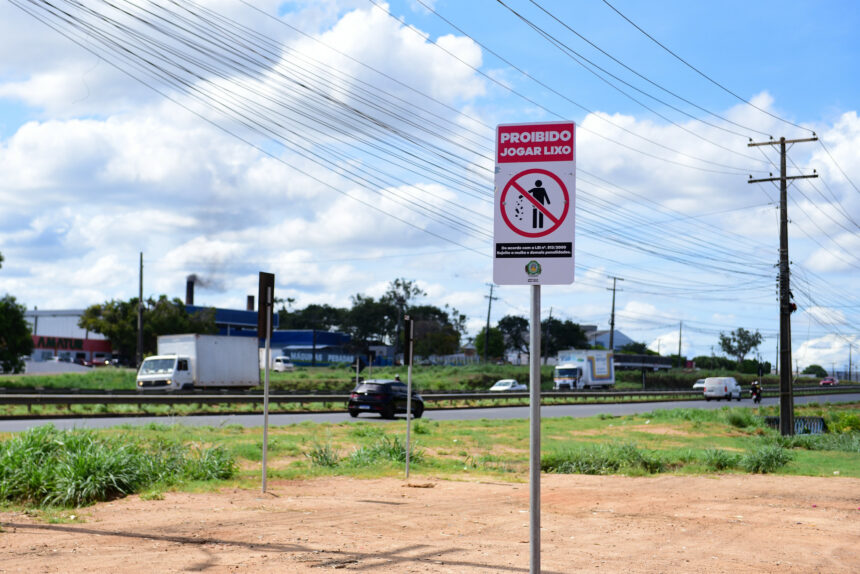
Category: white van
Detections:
[{"x1": 703, "y1": 376, "x2": 742, "y2": 401}]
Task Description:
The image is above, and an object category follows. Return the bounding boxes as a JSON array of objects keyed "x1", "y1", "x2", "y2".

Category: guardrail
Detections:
[{"x1": 0, "y1": 385, "x2": 857, "y2": 409}]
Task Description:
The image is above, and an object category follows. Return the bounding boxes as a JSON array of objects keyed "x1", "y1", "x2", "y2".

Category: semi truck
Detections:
[
  {"x1": 136, "y1": 334, "x2": 260, "y2": 391},
  {"x1": 553, "y1": 349, "x2": 615, "y2": 390}
]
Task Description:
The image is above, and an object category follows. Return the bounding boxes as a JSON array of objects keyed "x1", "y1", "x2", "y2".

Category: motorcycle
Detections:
[{"x1": 750, "y1": 385, "x2": 762, "y2": 404}]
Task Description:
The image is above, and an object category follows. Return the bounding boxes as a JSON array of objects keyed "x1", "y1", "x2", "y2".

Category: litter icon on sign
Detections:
[{"x1": 500, "y1": 168, "x2": 569, "y2": 238}]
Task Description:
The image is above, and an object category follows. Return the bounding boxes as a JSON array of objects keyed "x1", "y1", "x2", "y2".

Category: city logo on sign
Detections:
[{"x1": 525, "y1": 260, "x2": 542, "y2": 276}]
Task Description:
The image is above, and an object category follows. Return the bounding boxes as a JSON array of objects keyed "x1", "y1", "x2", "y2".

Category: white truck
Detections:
[
  {"x1": 136, "y1": 334, "x2": 260, "y2": 391},
  {"x1": 553, "y1": 349, "x2": 615, "y2": 390}
]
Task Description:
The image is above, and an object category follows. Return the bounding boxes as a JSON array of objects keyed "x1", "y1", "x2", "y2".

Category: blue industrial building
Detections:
[{"x1": 187, "y1": 305, "x2": 355, "y2": 366}]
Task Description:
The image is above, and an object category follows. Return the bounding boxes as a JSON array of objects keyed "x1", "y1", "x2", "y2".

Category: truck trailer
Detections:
[
  {"x1": 553, "y1": 349, "x2": 615, "y2": 390},
  {"x1": 136, "y1": 334, "x2": 260, "y2": 391}
]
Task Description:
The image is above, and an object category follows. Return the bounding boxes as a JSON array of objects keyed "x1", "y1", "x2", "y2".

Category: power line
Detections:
[{"x1": 600, "y1": 0, "x2": 814, "y2": 135}]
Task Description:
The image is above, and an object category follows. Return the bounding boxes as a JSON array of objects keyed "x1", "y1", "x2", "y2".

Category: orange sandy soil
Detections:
[{"x1": 1, "y1": 474, "x2": 858, "y2": 573}]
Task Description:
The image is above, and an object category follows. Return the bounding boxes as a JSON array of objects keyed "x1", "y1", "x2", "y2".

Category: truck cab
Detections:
[
  {"x1": 136, "y1": 355, "x2": 193, "y2": 391},
  {"x1": 553, "y1": 364, "x2": 582, "y2": 390}
]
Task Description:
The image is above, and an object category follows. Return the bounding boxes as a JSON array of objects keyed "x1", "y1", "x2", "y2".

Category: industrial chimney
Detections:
[
  {"x1": 247, "y1": 295, "x2": 255, "y2": 311},
  {"x1": 186, "y1": 276, "x2": 195, "y2": 305}
]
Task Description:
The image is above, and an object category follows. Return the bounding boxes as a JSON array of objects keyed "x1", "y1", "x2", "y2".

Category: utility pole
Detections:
[
  {"x1": 607, "y1": 276, "x2": 623, "y2": 351},
  {"x1": 136, "y1": 252, "x2": 143, "y2": 368},
  {"x1": 484, "y1": 283, "x2": 499, "y2": 364},
  {"x1": 677, "y1": 321, "x2": 682, "y2": 367},
  {"x1": 748, "y1": 135, "x2": 818, "y2": 436},
  {"x1": 543, "y1": 307, "x2": 553, "y2": 365}
]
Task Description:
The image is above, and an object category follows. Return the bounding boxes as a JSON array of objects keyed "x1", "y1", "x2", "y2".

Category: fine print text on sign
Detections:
[{"x1": 494, "y1": 121, "x2": 576, "y2": 286}]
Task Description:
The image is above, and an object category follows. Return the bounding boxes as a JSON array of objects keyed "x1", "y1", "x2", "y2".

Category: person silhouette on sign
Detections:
[{"x1": 527, "y1": 180, "x2": 550, "y2": 228}]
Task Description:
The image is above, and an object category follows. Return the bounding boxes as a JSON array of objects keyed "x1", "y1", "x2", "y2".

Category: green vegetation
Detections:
[
  {"x1": 0, "y1": 425, "x2": 235, "y2": 508},
  {"x1": 0, "y1": 294, "x2": 33, "y2": 374},
  {"x1": 3, "y1": 402, "x2": 858, "y2": 511}
]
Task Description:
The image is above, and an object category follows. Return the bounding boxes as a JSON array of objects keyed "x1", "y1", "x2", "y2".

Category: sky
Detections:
[{"x1": 0, "y1": 0, "x2": 858, "y2": 373}]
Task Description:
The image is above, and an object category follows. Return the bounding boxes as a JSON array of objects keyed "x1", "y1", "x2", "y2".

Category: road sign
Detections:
[{"x1": 494, "y1": 121, "x2": 575, "y2": 285}]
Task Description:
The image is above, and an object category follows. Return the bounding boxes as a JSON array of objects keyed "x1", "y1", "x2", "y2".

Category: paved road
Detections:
[{"x1": 1, "y1": 392, "x2": 857, "y2": 433}]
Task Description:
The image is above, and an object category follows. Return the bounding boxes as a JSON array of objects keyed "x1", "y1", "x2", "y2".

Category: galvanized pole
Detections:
[
  {"x1": 405, "y1": 317, "x2": 414, "y2": 478},
  {"x1": 529, "y1": 285, "x2": 541, "y2": 573},
  {"x1": 262, "y1": 286, "x2": 272, "y2": 493},
  {"x1": 137, "y1": 252, "x2": 143, "y2": 368}
]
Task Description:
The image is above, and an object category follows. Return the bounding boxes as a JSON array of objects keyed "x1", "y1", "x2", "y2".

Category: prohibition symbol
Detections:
[{"x1": 499, "y1": 168, "x2": 570, "y2": 238}]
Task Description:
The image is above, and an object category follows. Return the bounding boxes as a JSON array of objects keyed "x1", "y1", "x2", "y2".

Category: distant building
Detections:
[
  {"x1": 584, "y1": 327, "x2": 633, "y2": 350},
  {"x1": 24, "y1": 309, "x2": 112, "y2": 363}
]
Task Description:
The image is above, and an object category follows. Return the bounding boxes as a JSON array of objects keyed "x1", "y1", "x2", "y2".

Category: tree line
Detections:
[{"x1": 0, "y1": 250, "x2": 775, "y2": 374}]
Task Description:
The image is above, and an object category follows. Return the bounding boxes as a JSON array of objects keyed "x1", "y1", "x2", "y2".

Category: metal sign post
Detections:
[
  {"x1": 258, "y1": 272, "x2": 275, "y2": 493},
  {"x1": 404, "y1": 316, "x2": 414, "y2": 479},
  {"x1": 529, "y1": 285, "x2": 541, "y2": 573}
]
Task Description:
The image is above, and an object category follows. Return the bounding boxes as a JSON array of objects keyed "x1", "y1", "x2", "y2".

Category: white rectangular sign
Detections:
[{"x1": 493, "y1": 121, "x2": 576, "y2": 285}]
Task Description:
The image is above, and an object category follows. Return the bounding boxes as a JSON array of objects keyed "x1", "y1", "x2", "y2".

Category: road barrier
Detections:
[{"x1": 0, "y1": 385, "x2": 856, "y2": 412}]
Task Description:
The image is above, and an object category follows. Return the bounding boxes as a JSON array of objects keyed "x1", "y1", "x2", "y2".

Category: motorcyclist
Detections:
[{"x1": 750, "y1": 380, "x2": 762, "y2": 403}]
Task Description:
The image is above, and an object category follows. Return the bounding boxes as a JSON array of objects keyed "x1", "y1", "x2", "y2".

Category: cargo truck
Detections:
[
  {"x1": 136, "y1": 334, "x2": 260, "y2": 391},
  {"x1": 553, "y1": 349, "x2": 615, "y2": 390}
]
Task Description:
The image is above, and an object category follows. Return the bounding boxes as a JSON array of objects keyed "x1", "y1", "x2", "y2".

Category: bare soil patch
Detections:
[{"x1": 2, "y1": 474, "x2": 858, "y2": 573}]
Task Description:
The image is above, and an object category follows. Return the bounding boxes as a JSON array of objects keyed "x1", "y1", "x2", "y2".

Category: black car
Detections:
[{"x1": 348, "y1": 379, "x2": 424, "y2": 419}]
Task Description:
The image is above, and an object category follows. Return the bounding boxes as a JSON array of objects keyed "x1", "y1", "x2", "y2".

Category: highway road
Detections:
[{"x1": 1, "y1": 392, "x2": 857, "y2": 432}]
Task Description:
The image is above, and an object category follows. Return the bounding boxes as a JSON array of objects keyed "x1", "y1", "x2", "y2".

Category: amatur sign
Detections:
[{"x1": 493, "y1": 121, "x2": 576, "y2": 285}]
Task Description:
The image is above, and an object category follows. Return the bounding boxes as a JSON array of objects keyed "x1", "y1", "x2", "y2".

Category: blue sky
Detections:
[{"x1": 0, "y1": 0, "x2": 858, "y2": 372}]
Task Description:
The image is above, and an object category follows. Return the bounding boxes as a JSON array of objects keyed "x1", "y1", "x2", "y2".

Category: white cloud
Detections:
[{"x1": 794, "y1": 335, "x2": 856, "y2": 372}]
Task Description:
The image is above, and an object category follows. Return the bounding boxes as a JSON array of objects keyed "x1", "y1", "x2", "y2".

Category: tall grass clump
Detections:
[
  {"x1": 723, "y1": 409, "x2": 759, "y2": 429},
  {"x1": 305, "y1": 441, "x2": 341, "y2": 467},
  {"x1": 767, "y1": 432, "x2": 860, "y2": 453},
  {"x1": 740, "y1": 444, "x2": 793, "y2": 473},
  {"x1": 702, "y1": 448, "x2": 739, "y2": 471},
  {"x1": 347, "y1": 435, "x2": 424, "y2": 465},
  {"x1": 0, "y1": 425, "x2": 236, "y2": 507},
  {"x1": 542, "y1": 442, "x2": 664, "y2": 475}
]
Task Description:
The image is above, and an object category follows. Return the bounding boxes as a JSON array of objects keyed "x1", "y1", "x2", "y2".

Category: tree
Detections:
[
  {"x1": 345, "y1": 294, "x2": 396, "y2": 352},
  {"x1": 718, "y1": 328, "x2": 763, "y2": 364},
  {"x1": 79, "y1": 296, "x2": 216, "y2": 362},
  {"x1": 619, "y1": 341, "x2": 657, "y2": 355},
  {"x1": 0, "y1": 294, "x2": 33, "y2": 373},
  {"x1": 409, "y1": 304, "x2": 461, "y2": 357},
  {"x1": 802, "y1": 364, "x2": 827, "y2": 378},
  {"x1": 498, "y1": 315, "x2": 529, "y2": 354},
  {"x1": 381, "y1": 278, "x2": 426, "y2": 354},
  {"x1": 475, "y1": 327, "x2": 505, "y2": 360},
  {"x1": 543, "y1": 317, "x2": 588, "y2": 358},
  {"x1": 279, "y1": 303, "x2": 347, "y2": 331}
]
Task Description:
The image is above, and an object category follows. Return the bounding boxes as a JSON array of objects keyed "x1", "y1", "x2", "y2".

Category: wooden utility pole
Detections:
[
  {"x1": 748, "y1": 135, "x2": 818, "y2": 436},
  {"x1": 484, "y1": 283, "x2": 499, "y2": 363},
  {"x1": 607, "y1": 276, "x2": 623, "y2": 351}
]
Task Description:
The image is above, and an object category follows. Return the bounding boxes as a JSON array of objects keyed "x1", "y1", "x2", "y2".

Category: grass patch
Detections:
[
  {"x1": 3, "y1": 402, "x2": 859, "y2": 509},
  {"x1": 542, "y1": 442, "x2": 665, "y2": 475}
]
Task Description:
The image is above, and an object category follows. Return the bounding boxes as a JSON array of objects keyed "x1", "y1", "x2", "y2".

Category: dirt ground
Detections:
[{"x1": 1, "y1": 474, "x2": 858, "y2": 573}]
